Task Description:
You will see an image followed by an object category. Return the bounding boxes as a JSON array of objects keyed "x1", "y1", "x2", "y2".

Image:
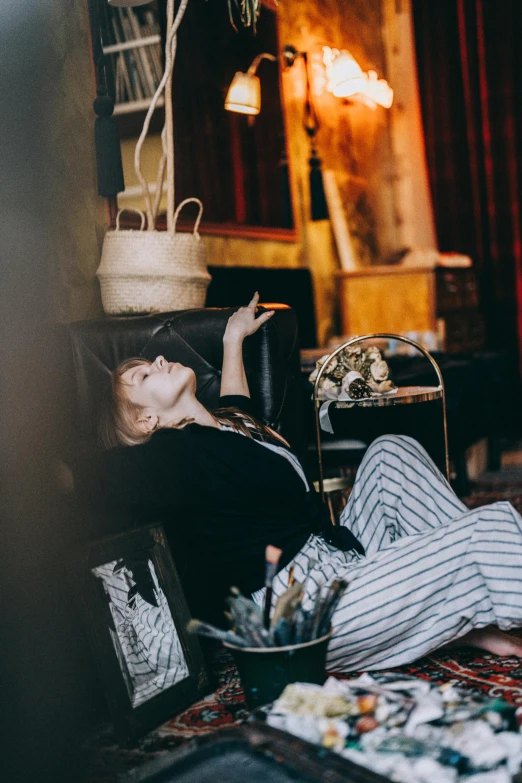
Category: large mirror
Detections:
[{"x1": 104, "y1": 0, "x2": 293, "y2": 234}]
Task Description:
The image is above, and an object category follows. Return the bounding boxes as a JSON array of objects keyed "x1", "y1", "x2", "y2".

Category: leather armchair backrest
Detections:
[{"x1": 63, "y1": 306, "x2": 305, "y2": 459}]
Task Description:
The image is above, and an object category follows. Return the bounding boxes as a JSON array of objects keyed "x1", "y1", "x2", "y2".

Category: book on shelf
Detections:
[
  {"x1": 104, "y1": 6, "x2": 163, "y2": 109},
  {"x1": 118, "y1": 9, "x2": 145, "y2": 100},
  {"x1": 143, "y1": 10, "x2": 164, "y2": 85},
  {"x1": 126, "y1": 9, "x2": 156, "y2": 96}
]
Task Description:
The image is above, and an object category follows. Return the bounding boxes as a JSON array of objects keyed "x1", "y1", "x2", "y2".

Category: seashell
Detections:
[
  {"x1": 318, "y1": 378, "x2": 341, "y2": 400},
  {"x1": 310, "y1": 354, "x2": 337, "y2": 383},
  {"x1": 317, "y1": 354, "x2": 337, "y2": 370},
  {"x1": 368, "y1": 379, "x2": 395, "y2": 394},
  {"x1": 370, "y1": 359, "x2": 389, "y2": 382}
]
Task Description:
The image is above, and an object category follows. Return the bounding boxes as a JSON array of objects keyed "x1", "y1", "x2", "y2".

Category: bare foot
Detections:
[{"x1": 443, "y1": 626, "x2": 522, "y2": 657}]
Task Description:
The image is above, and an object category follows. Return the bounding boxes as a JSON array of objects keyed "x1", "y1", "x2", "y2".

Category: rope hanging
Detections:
[{"x1": 134, "y1": 0, "x2": 190, "y2": 231}]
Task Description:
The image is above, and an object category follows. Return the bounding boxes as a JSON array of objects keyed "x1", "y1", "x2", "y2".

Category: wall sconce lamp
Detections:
[
  {"x1": 322, "y1": 49, "x2": 367, "y2": 98},
  {"x1": 323, "y1": 47, "x2": 393, "y2": 108},
  {"x1": 224, "y1": 53, "x2": 277, "y2": 115}
]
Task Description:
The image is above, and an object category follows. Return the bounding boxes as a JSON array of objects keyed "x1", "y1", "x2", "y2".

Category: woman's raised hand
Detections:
[{"x1": 223, "y1": 292, "x2": 275, "y2": 343}]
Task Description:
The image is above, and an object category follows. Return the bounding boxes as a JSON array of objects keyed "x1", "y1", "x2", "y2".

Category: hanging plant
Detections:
[{"x1": 227, "y1": 0, "x2": 275, "y2": 31}]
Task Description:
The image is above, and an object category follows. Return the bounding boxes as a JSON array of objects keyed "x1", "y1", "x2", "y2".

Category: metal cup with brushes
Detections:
[{"x1": 188, "y1": 546, "x2": 348, "y2": 709}]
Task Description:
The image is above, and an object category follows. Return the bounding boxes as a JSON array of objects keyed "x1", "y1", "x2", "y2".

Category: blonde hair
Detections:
[
  {"x1": 99, "y1": 357, "x2": 289, "y2": 449},
  {"x1": 99, "y1": 358, "x2": 153, "y2": 449}
]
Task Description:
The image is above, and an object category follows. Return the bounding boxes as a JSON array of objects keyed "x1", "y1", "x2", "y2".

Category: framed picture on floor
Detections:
[{"x1": 78, "y1": 524, "x2": 208, "y2": 744}]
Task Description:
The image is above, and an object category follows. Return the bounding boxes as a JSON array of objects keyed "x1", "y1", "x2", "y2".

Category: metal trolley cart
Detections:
[{"x1": 312, "y1": 334, "x2": 449, "y2": 502}]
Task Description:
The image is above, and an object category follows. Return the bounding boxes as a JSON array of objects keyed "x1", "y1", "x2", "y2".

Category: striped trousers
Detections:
[{"x1": 253, "y1": 435, "x2": 522, "y2": 672}]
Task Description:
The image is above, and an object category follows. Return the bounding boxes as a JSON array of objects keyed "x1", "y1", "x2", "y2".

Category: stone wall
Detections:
[{"x1": 48, "y1": 0, "x2": 106, "y2": 322}]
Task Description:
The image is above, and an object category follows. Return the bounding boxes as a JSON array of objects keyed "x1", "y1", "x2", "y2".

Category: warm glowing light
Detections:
[
  {"x1": 324, "y1": 48, "x2": 366, "y2": 98},
  {"x1": 322, "y1": 46, "x2": 393, "y2": 108},
  {"x1": 225, "y1": 72, "x2": 261, "y2": 115},
  {"x1": 225, "y1": 52, "x2": 277, "y2": 115},
  {"x1": 358, "y1": 70, "x2": 394, "y2": 109}
]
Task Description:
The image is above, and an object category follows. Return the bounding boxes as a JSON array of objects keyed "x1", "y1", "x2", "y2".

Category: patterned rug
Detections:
[{"x1": 90, "y1": 483, "x2": 522, "y2": 780}]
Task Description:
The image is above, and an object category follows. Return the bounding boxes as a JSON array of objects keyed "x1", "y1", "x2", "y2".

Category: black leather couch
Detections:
[
  {"x1": 58, "y1": 305, "x2": 304, "y2": 728},
  {"x1": 63, "y1": 304, "x2": 304, "y2": 512}
]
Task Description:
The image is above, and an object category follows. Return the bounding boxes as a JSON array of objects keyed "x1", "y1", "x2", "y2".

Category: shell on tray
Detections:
[{"x1": 310, "y1": 345, "x2": 396, "y2": 399}]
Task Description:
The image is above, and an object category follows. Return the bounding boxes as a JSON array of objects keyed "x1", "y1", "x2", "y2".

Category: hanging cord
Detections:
[
  {"x1": 151, "y1": 124, "x2": 168, "y2": 223},
  {"x1": 302, "y1": 53, "x2": 320, "y2": 144},
  {"x1": 134, "y1": 0, "x2": 190, "y2": 230},
  {"x1": 301, "y1": 53, "x2": 328, "y2": 220}
]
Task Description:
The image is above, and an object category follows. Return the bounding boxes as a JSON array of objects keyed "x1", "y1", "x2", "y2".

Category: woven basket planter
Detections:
[
  {"x1": 98, "y1": 201, "x2": 211, "y2": 315},
  {"x1": 97, "y1": 0, "x2": 211, "y2": 316}
]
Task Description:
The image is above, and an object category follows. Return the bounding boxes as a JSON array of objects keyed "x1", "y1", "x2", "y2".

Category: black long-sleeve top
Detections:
[{"x1": 93, "y1": 395, "x2": 363, "y2": 624}]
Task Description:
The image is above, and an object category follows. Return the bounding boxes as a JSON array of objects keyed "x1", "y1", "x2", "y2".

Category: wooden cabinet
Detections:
[{"x1": 336, "y1": 266, "x2": 484, "y2": 353}]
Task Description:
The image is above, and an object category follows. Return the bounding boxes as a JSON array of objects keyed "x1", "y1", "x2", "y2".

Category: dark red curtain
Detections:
[{"x1": 412, "y1": 0, "x2": 522, "y2": 363}]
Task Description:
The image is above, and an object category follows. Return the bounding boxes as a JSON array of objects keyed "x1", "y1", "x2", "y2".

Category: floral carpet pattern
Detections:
[{"x1": 90, "y1": 483, "x2": 522, "y2": 780}]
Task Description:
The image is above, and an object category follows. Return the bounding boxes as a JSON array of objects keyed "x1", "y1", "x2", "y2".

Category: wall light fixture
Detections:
[
  {"x1": 322, "y1": 47, "x2": 393, "y2": 109},
  {"x1": 323, "y1": 48, "x2": 367, "y2": 98},
  {"x1": 224, "y1": 53, "x2": 277, "y2": 115}
]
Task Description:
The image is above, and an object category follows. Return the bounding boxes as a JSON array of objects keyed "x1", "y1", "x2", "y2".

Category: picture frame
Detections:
[{"x1": 78, "y1": 524, "x2": 209, "y2": 744}]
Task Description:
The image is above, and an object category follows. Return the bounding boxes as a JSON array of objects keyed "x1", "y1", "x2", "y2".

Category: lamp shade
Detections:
[
  {"x1": 328, "y1": 50, "x2": 366, "y2": 98},
  {"x1": 225, "y1": 72, "x2": 261, "y2": 115},
  {"x1": 359, "y1": 70, "x2": 393, "y2": 108}
]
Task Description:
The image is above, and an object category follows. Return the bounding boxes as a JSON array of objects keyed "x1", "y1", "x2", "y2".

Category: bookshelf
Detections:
[{"x1": 102, "y1": 4, "x2": 164, "y2": 123}]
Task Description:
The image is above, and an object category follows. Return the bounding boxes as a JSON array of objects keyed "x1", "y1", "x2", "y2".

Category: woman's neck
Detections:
[{"x1": 159, "y1": 396, "x2": 218, "y2": 430}]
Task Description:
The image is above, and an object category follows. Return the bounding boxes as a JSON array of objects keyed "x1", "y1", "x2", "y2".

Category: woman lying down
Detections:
[{"x1": 99, "y1": 293, "x2": 522, "y2": 671}]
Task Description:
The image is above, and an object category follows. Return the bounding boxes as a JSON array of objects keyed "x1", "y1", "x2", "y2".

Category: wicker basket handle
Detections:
[
  {"x1": 115, "y1": 208, "x2": 146, "y2": 231},
  {"x1": 173, "y1": 198, "x2": 204, "y2": 239}
]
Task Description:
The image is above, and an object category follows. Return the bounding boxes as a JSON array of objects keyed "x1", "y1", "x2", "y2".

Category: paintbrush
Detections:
[
  {"x1": 318, "y1": 579, "x2": 349, "y2": 638},
  {"x1": 271, "y1": 616, "x2": 293, "y2": 646},
  {"x1": 270, "y1": 581, "x2": 303, "y2": 627},
  {"x1": 263, "y1": 545, "x2": 282, "y2": 629},
  {"x1": 227, "y1": 598, "x2": 265, "y2": 646},
  {"x1": 228, "y1": 589, "x2": 271, "y2": 646},
  {"x1": 291, "y1": 603, "x2": 309, "y2": 644},
  {"x1": 287, "y1": 565, "x2": 295, "y2": 587},
  {"x1": 308, "y1": 583, "x2": 327, "y2": 640},
  {"x1": 311, "y1": 579, "x2": 341, "y2": 639},
  {"x1": 187, "y1": 619, "x2": 249, "y2": 647}
]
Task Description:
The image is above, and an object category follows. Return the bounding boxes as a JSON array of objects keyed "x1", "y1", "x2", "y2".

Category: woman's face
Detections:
[{"x1": 120, "y1": 355, "x2": 196, "y2": 413}]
